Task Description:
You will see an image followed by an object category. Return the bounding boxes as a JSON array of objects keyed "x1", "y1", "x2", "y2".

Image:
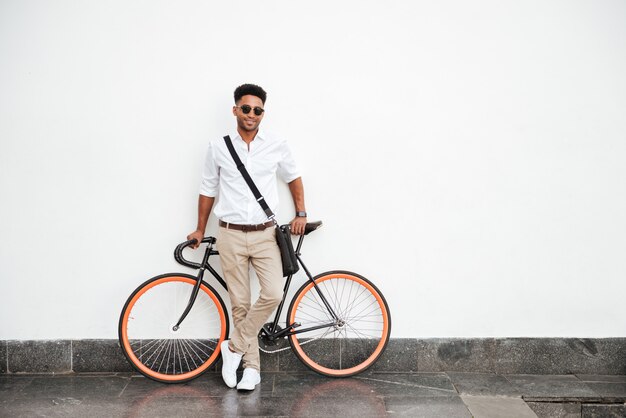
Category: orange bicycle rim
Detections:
[
  {"x1": 289, "y1": 273, "x2": 390, "y2": 376},
  {"x1": 120, "y1": 276, "x2": 226, "y2": 381}
]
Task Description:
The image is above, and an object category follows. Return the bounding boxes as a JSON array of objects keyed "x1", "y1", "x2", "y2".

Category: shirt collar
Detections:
[{"x1": 234, "y1": 128, "x2": 266, "y2": 143}]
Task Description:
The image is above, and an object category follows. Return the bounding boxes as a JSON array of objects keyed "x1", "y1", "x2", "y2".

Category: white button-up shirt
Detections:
[{"x1": 199, "y1": 130, "x2": 301, "y2": 225}]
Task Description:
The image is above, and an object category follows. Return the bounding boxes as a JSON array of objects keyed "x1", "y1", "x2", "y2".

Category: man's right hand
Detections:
[{"x1": 187, "y1": 230, "x2": 204, "y2": 249}]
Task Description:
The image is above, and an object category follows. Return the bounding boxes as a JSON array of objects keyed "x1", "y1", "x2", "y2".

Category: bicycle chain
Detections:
[{"x1": 258, "y1": 334, "x2": 325, "y2": 354}]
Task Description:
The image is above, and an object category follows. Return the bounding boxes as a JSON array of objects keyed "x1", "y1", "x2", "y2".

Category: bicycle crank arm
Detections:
[
  {"x1": 261, "y1": 321, "x2": 304, "y2": 340},
  {"x1": 172, "y1": 269, "x2": 205, "y2": 331},
  {"x1": 270, "y1": 322, "x2": 302, "y2": 339}
]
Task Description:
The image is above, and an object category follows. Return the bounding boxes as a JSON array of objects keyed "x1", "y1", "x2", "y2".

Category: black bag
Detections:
[
  {"x1": 274, "y1": 224, "x2": 299, "y2": 277},
  {"x1": 223, "y1": 135, "x2": 300, "y2": 277}
]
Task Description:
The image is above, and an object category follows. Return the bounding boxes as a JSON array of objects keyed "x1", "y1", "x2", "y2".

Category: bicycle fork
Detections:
[{"x1": 172, "y1": 241, "x2": 215, "y2": 331}]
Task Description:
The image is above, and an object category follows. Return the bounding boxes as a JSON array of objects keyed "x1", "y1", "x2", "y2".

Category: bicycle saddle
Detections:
[{"x1": 304, "y1": 221, "x2": 323, "y2": 235}]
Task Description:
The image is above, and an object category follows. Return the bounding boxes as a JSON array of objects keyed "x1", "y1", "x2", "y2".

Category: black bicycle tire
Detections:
[
  {"x1": 118, "y1": 272, "x2": 230, "y2": 384},
  {"x1": 286, "y1": 270, "x2": 391, "y2": 377}
]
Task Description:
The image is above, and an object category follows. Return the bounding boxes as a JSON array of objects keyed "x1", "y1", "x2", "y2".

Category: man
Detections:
[{"x1": 187, "y1": 84, "x2": 307, "y2": 391}]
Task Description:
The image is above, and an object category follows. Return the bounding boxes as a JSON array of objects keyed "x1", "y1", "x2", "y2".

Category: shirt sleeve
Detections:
[
  {"x1": 199, "y1": 141, "x2": 219, "y2": 197},
  {"x1": 277, "y1": 140, "x2": 301, "y2": 183}
]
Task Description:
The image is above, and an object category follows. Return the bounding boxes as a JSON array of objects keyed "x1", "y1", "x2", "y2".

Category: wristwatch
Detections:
[{"x1": 296, "y1": 211, "x2": 307, "y2": 217}]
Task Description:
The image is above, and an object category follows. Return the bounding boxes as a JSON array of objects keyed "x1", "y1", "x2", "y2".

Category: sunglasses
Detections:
[{"x1": 237, "y1": 105, "x2": 265, "y2": 116}]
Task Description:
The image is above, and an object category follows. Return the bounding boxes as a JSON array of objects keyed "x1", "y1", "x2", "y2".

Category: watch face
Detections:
[{"x1": 296, "y1": 212, "x2": 307, "y2": 217}]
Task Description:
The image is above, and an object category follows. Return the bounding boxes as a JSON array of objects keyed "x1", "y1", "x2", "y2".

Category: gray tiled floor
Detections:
[{"x1": 1, "y1": 372, "x2": 626, "y2": 417}]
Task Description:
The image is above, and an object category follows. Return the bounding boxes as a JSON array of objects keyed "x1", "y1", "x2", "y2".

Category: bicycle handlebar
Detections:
[
  {"x1": 172, "y1": 221, "x2": 316, "y2": 270},
  {"x1": 174, "y1": 237, "x2": 217, "y2": 269}
]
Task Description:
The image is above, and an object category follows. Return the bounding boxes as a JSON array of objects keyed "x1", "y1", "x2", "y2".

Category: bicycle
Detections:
[{"x1": 118, "y1": 221, "x2": 391, "y2": 383}]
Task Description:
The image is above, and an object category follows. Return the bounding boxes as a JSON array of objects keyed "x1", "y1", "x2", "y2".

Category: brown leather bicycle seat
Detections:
[{"x1": 304, "y1": 221, "x2": 323, "y2": 235}]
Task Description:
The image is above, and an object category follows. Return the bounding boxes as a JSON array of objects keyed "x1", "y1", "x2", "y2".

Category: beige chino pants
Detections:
[{"x1": 216, "y1": 225, "x2": 283, "y2": 371}]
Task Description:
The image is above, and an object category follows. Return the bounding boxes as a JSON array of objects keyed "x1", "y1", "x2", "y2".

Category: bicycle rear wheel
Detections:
[
  {"x1": 119, "y1": 273, "x2": 229, "y2": 383},
  {"x1": 287, "y1": 270, "x2": 391, "y2": 377}
]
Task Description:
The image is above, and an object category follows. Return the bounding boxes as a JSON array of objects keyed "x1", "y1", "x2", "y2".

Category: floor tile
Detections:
[
  {"x1": 272, "y1": 372, "x2": 457, "y2": 398},
  {"x1": 197, "y1": 390, "x2": 386, "y2": 417},
  {"x1": 3, "y1": 372, "x2": 626, "y2": 418},
  {"x1": 14, "y1": 375, "x2": 130, "y2": 399},
  {"x1": 575, "y1": 374, "x2": 626, "y2": 383},
  {"x1": 581, "y1": 403, "x2": 626, "y2": 418},
  {"x1": 2, "y1": 396, "x2": 224, "y2": 418},
  {"x1": 0, "y1": 375, "x2": 34, "y2": 400},
  {"x1": 269, "y1": 394, "x2": 386, "y2": 417},
  {"x1": 384, "y1": 395, "x2": 472, "y2": 417},
  {"x1": 584, "y1": 382, "x2": 626, "y2": 399},
  {"x1": 526, "y1": 401, "x2": 581, "y2": 418},
  {"x1": 120, "y1": 372, "x2": 274, "y2": 398},
  {"x1": 353, "y1": 373, "x2": 458, "y2": 397},
  {"x1": 461, "y1": 395, "x2": 537, "y2": 418},
  {"x1": 220, "y1": 392, "x2": 288, "y2": 417},
  {"x1": 271, "y1": 372, "x2": 351, "y2": 397},
  {"x1": 447, "y1": 372, "x2": 522, "y2": 396},
  {"x1": 505, "y1": 375, "x2": 596, "y2": 399},
  {"x1": 134, "y1": 390, "x2": 272, "y2": 417}
]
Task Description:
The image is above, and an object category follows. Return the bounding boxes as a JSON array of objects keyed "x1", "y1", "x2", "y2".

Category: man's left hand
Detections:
[{"x1": 290, "y1": 216, "x2": 307, "y2": 235}]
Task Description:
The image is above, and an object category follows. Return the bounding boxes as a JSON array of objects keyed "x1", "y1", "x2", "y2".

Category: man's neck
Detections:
[{"x1": 238, "y1": 127, "x2": 258, "y2": 146}]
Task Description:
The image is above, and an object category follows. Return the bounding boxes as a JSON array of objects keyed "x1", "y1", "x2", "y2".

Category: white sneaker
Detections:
[
  {"x1": 220, "y1": 340, "x2": 242, "y2": 388},
  {"x1": 236, "y1": 368, "x2": 261, "y2": 391}
]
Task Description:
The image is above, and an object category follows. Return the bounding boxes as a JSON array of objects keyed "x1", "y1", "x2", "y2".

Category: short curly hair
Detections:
[{"x1": 234, "y1": 84, "x2": 267, "y2": 104}]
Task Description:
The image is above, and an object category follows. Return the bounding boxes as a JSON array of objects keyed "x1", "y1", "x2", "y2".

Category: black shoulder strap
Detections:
[{"x1": 223, "y1": 135, "x2": 276, "y2": 221}]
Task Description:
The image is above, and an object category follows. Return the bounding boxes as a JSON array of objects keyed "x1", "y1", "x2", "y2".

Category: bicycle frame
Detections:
[{"x1": 173, "y1": 230, "x2": 340, "y2": 341}]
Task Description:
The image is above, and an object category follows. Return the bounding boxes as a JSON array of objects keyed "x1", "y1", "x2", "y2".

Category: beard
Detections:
[{"x1": 237, "y1": 117, "x2": 260, "y2": 132}]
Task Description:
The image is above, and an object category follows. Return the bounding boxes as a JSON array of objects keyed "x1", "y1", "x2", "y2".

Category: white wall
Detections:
[{"x1": 1, "y1": 0, "x2": 625, "y2": 339}]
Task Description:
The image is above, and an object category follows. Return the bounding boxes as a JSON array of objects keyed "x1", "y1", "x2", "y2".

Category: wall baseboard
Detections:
[{"x1": 2, "y1": 338, "x2": 625, "y2": 375}]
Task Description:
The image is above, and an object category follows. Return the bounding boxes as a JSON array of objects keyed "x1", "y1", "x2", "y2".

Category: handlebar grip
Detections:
[{"x1": 174, "y1": 238, "x2": 215, "y2": 269}]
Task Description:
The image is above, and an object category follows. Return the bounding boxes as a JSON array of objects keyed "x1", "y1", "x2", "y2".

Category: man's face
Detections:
[{"x1": 233, "y1": 95, "x2": 265, "y2": 133}]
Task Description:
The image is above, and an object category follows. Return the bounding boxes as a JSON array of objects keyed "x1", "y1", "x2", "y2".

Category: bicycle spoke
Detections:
[
  {"x1": 297, "y1": 300, "x2": 333, "y2": 319},
  {"x1": 340, "y1": 286, "x2": 369, "y2": 318},
  {"x1": 157, "y1": 340, "x2": 172, "y2": 373},
  {"x1": 289, "y1": 273, "x2": 390, "y2": 377},
  {"x1": 180, "y1": 339, "x2": 198, "y2": 371},
  {"x1": 144, "y1": 339, "x2": 168, "y2": 365},
  {"x1": 179, "y1": 339, "x2": 192, "y2": 369},
  {"x1": 154, "y1": 340, "x2": 170, "y2": 369},
  {"x1": 344, "y1": 322, "x2": 380, "y2": 339},
  {"x1": 346, "y1": 308, "x2": 384, "y2": 324},
  {"x1": 121, "y1": 276, "x2": 226, "y2": 380},
  {"x1": 176, "y1": 339, "x2": 183, "y2": 374},
  {"x1": 189, "y1": 338, "x2": 217, "y2": 352},
  {"x1": 188, "y1": 339, "x2": 213, "y2": 359},
  {"x1": 311, "y1": 285, "x2": 336, "y2": 319},
  {"x1": 138, "y1": 339, "x2": 161, "y2": 359},
  {"x1": 344, "y1": 298, "x2": 378, "y2": 323}
]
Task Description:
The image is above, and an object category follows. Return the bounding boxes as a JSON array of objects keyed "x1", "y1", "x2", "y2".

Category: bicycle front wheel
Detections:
[
  {"x1": 287, "y1": 270, "x2": 391, "y2": 377},
  {"x1": 118, "y1": 273, "x2": 229, "y2": 383}
]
